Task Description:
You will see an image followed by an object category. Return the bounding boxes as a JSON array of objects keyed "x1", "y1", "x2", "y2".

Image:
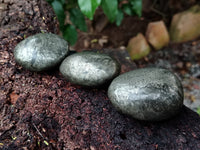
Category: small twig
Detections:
[
  {"x1": 150, "y1": 7, "x2": 166, "y2": 18},
  {"x1": 150, "y1": 0, "x2": 167, "y2": 18},
  {"x1": 32, "y1": 122, "x2": 50, "y2": 146},
  {"x1": 152, "y1": 0, "x2": 158, "y2": 8},
  {"x1": 32, "y1": 122, "x2": 45, "y2": 139}
]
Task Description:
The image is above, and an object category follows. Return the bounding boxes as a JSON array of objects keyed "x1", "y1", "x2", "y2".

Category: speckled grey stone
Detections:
[
  {"x1": 108, "y1": 68, "x2": 184, "y2": 121},
  {"x1": 59, "y1": 51, "x2": 120, "y2": 87},
  {"x1": 14, "y1": 33, "x2": 69, "y2": 71}
]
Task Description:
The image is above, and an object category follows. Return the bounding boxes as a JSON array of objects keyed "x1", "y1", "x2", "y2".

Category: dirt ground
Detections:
[
  {"x1": 73, "y1": 10, "x2": 200, "y2": 113},
  {"x1": 1, "y1": 0, "x2": 200, "y2": 149}
]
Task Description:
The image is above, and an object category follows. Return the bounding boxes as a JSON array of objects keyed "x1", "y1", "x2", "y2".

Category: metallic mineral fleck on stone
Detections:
[
  {"x1": 14, "y1": 33, "x2": 69, "y2": 71},
  {"x1": 108, "y1": 68, "x2": 184, "y2": 121},
  {"x1": 59, "y1": 51, "x2": 121, "y2": 87}
]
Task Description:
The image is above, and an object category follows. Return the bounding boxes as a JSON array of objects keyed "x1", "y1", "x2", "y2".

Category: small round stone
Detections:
[
  {"x1": 108, "y1": 68, "x2": 184, "y2": 121},
  {"x1": 14, "y1": 33, "x2": 69, "y2": 71},
  {"x1": 59, "y1": 51, "x2": 121, "y2": 87}
]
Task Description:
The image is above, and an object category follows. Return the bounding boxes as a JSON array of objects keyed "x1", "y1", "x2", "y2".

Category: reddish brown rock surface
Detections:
[
  {"x1": 170, "y1": 5, "x2": 200, "y2": 43},
  {"x1": 0, "y1": 1, "x2": 200, "y2": 150},
  {"x1": 127, "y1": 33, "x2": 151, "y2": 60},
  {"x1": 146, "y1": 21, "x2": 169, "y2": 50}
]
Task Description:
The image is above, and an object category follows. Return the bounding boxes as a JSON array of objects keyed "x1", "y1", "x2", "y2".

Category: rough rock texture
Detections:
[
  {"x1": 108, "y1": 68, "x2": 184, "y2": 121},
  {"x1": 1, "y1": 0, "x2": 200, "y2": 149},
  {"x1": 14, "y1": 33, "x2": 69, "y2": 71},
  {"x1": 170, "y1": 5, "x2": 200, "y2": 43},
  {"x1": 0, "y1": 0, "x2": 59, "y2": 41},
  {"x1": 146, "y1": 21, "x2": 169, "y2": 50},
  {"x1": 60, "y1": 51, "x2": 120, "y2": 87},
  {"x1": 127, "y1": 33, "x2": 151, "y2": 60}
]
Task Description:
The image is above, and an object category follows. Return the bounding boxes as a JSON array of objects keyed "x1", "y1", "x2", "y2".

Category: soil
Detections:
[
  {"x1": 73, "y1": 7, "x2": 200, "y2": 113},
  {"x1": 1, "y1": 0, "x2": 200, "y2": 149}
]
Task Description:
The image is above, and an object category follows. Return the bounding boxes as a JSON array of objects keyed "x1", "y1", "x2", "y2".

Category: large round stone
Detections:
[
  {"x1": 108, "y1": 68, "x2": 184, "y2": 121},
  {"x1": 14, "y1": 33, "x2": 69, "y2": 71},
  {"x1": 59, "y1": 51, "x2": 121, "y2": 87}
]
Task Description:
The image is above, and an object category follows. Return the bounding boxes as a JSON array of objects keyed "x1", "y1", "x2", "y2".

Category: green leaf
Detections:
[
  {"x1": 78, "y1": 0, "x2": 101, "y2": 20},
  {"x1": 65, "y1": 0, "x2": 78, "y2": 10},
  {"x1": 122, "y1": 4, "x2": 133, "y2": 15},
  {"x1": 197, "y1": 107, "x2": 200, "y2": 115},
  {"x1": 101, "y1": 0, "x2": 118, "y2": 23},
  {"x1": 51, "y1": 0, "x2": 66, "y2": 29},
  {"x1": 60, "y1": 0, "x2": 66, "y2": 5},
  {"x1": 116, "y1": 9, "x2": 124, "y2": 26},
  {"x1": 130, "y1": 0, "x2": 142, "y2": 17},
  {"x1": 63, "y1": 24, "x2": 78, "y2": 45},
  {"x1": 70, "y1": 8, "x2": 87, "y2": 32},
  {"x1": 44, "y1": 140, "x2": 49, "y2": 146},
  {"x1": 46, "y1": 0, "x2": 54, "y2": 3}
]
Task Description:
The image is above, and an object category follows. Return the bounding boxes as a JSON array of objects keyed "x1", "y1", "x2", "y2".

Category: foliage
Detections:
[
  {"x1": 197, "y1": 107, "x2": 200, "y2": 116},
  {"x1": 46, "y1": 0, "x2": 142, "y2": 45}
]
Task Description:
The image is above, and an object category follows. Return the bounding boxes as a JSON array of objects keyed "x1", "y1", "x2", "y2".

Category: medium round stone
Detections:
[
  {"x1": 59, "y1": 51, "x2": 121, "y2": 87},
  {"x1": 108, "y1": 68, "x2": 184, "y2": 121},
  {"x1": 14, "y1": 33, "x2": 69, "y2": 71}
]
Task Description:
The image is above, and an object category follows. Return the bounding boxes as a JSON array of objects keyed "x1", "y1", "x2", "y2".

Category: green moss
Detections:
[
  {"x1": 197, "y1": 107, "x2": 200, "y2": 115},
  {"x1": 189, "y1": 5, "x2": 200, "y2": 14},
  {"x1": 129, "y1": 47, "x2": 151, "y2": 60}
]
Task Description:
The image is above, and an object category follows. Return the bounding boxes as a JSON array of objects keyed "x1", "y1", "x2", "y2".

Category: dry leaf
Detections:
[{"x1": 10, "y1": 92, "x2": 19, "y2": 105}]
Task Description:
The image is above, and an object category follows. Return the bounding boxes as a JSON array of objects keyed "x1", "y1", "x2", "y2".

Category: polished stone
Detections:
[
  {"x1": 59, "y1": 51, "x2": 120, "y2": 87},
  {"x1": 108, "y1": 68, "x2": 184, "y2": 121},
  {"x1": 14, "y1": 33, "x2": 69, "y2": 71}
]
